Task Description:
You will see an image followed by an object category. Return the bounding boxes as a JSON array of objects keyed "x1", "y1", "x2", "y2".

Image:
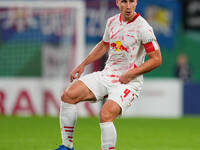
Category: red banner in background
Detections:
[
  {"x1": 0, "y1": 78, "x2": 183, "y2": 118},
  {"x1": 0, "y1": 79, "x2": 101, "y2": 117}
]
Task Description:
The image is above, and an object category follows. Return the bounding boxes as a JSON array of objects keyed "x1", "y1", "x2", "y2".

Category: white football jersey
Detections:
[{"x1": 102, "y1": 13, "x2": 159, "y2": 92}]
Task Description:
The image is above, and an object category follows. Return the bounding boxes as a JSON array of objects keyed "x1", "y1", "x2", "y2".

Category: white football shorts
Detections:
[{"x1": 79, "y1": 71, "x2": 140, "y2": 114}]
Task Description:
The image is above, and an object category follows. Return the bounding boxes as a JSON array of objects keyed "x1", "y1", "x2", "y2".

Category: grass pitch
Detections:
[{"x1": 0, "y1": 116, "x2": 200, "y2": 150}]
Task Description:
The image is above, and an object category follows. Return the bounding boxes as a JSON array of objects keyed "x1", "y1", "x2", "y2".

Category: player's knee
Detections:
[
  {"x1": 100, "y1": 109, "x2": 114, "y2": 123},
  {"x1": 61, "y1": 89, "x2": 77, "y2": 104},
  {"x1": 100, "y1": 102, "x2": 121, "y2": 123}
]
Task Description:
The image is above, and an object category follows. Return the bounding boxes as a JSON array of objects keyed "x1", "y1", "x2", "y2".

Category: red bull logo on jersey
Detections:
[{"x1": 110, "y1": 41, "x2": 128, "y2": 52}]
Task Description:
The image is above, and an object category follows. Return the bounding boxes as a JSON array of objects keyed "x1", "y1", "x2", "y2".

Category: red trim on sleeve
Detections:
[
  {"x1": 102, "y1": 40, "x2": 109, "y2": 45},
  {"x1": 144, "y1": 42, "x2": 155, "y2": 53}
]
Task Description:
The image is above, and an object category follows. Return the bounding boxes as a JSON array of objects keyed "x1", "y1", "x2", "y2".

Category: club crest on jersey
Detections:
[{"x1": 110, "y1": 41, "x2": 128, "y2": 52}]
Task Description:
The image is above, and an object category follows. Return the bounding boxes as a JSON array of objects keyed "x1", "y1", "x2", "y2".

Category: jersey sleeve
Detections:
[
  {"x1": 102, "y1": 19, "x2": 110, "y2": 45},
  {"x1": 140, "y1": 27, "x2": 160, "y2": 53}
]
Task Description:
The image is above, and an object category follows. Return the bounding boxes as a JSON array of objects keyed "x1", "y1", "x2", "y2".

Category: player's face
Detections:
[{"x1": 116, "y1": 0, "x2": 137, "y2": 22}]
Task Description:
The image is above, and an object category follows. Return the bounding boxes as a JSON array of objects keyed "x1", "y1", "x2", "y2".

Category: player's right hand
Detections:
[{"x1": 70, "y1": 64, "x2": 85, "y2": 82}]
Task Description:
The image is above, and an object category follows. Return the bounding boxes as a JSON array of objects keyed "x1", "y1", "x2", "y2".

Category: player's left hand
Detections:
[{"x1": 119, "y1": 72, "x2": 132, "y2": 84}]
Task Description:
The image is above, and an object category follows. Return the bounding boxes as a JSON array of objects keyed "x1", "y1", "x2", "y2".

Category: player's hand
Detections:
[
  {"x1": 70, "y1": 64, "x2": 85, "y2": 82},
  {"x1": 119, "y1": 72, "x2": 132, "y2": 84}
]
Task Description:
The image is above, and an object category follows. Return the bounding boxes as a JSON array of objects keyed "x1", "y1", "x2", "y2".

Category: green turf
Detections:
[{"x1": 0, "y1": 116, "x2": 200, "y2": 150}]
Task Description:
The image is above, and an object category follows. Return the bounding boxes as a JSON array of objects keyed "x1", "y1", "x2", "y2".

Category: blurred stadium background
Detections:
[{"x1": 0, "y1": 0, "x2": 200, "y2": 149}]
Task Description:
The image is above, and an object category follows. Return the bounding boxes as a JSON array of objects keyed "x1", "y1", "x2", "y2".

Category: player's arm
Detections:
[
  {"x1": 81, "y1": 40, "x2": 109, "y2": 66},
  {"x1": 70, "y1": 17, "x2": 110, "y2": 82},
  {"x1": 70, "y1": 40, "x2": 109, "y2": 82},
  {"x1": 119, "y1": 42, "x2": 162, "y2": 84}
]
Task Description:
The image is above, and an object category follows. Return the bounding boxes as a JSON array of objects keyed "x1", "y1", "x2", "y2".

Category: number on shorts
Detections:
[{"x1": 123, "y1": 89, "x2": 130, "y2": 98}]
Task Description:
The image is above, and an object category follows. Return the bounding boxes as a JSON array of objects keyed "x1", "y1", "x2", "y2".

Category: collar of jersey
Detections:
[{"x1": 119, "y1": 13, "x2": 140, "y2": 24}]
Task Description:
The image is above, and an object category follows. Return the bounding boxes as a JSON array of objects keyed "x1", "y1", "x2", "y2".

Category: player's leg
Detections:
[
  {"x1": 99, "y1": 100, "x2": 121, "y2": 150},
  {"x1": 99, "y1": 84, "x2": 138, "y2": 150},
  {"x1": 61, "y1": 80, "x2": 96, "y2": 104},
  {"x1": 58, "y1": 80, "x2": 96, "y2": 150},
  {"x1": 58, "y1": 71, "x2": 108, "y2": 150}
]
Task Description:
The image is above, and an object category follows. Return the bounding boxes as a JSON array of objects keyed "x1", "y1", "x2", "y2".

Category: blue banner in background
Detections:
[
  {"x1": 184, "y1": 83, "x2": 200, "y2": 114},
  {"x1": 85, "y1": 0, "x2": 118, "y2": 43},
  {"x1": 85, "y1": 0, "x2": 181, "y2": 49},
  {"x1": 137, "y1": 0, "x2": 180, "y2": 49}
]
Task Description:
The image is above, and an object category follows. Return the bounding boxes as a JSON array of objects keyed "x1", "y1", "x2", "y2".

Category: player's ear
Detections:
[{"x1": 116, "y1": 0, "x2": 119, "y2": 7}]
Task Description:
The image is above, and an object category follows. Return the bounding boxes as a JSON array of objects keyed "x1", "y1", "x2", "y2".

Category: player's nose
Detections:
[{"x1": 126, "y1": 2, "x2": 131, "y2": 8}]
